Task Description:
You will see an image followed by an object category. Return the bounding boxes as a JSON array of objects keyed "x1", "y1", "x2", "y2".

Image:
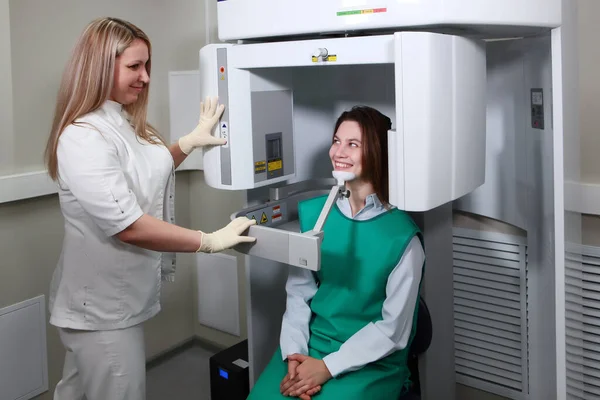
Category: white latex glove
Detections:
[
  {"x1": 197, "y1": 217, "x2": 257, "y2": 253},
  {"x1": 178, "y1": 96, "x2": 226, "y2": 154}
]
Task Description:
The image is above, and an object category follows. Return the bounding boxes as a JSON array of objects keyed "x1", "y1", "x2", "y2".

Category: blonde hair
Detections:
[{"x1": 45, "y1": 17, "x2": 165, "y2": 180}]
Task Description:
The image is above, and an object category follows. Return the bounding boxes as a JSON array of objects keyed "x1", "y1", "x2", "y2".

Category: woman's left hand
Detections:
[
  {"x1": 178, "y1": 96, "x2": 226, "y2": 154},
  {"x1": 281, "y1": 354, "x2": 332, "y2": 397}
]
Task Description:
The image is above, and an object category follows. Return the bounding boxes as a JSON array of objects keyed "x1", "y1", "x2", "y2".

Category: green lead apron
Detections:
[{"x1": 248, "y1": 195, "x2": 423, "y2": 400}]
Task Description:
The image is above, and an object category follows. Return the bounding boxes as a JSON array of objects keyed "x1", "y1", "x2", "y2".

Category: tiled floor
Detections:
[{"x1": 147, "y1": 345, "x2": 215, "y2": 400}]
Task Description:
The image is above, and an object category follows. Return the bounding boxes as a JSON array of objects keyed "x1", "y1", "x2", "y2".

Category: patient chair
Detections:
[{"x1": 400, "y1": 296, "x2": 433, "y2": 400}]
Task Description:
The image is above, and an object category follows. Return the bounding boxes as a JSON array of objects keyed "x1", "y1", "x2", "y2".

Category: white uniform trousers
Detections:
[{"x1": 53, "y1": 324, "x2": 146, "y2": 400}]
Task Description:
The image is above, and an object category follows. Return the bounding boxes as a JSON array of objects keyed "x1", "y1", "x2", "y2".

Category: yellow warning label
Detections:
[
  {"x1": 254, "y1": 160, "x2": 266, "y2": 174},
  {"x1": 311, "y1": 55, "x2": 337, "y2": 62},
  {"x1": 247, "y1": 214, "x2": 258, "y2": 222},
  {"x1": 260, "y1": 212, "x2": 268, "y2": 224},
  {"x1": 268, "y1": 160, "x2": 282, "y2": 172}
]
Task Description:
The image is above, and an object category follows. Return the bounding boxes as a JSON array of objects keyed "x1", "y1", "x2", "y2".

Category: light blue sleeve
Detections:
[
  {"x1": 279, "y1": 266, "x2": 318, "y2": 360},
  {"x1": 322, "y1": 236, "x2": 425, "y2": 377}
]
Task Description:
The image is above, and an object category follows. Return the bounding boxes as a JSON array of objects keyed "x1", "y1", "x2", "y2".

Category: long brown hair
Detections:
[
  {"x1": 45, "y1": 17, "x2": 164, "y2": 181},
  {"x1": 333, "y1": 106, "x2": 392, "y2": 205}
]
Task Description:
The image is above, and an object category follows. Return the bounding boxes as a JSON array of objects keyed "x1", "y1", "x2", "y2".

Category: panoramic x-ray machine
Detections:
[{"x1": 193, "y1": 1, "x2": 577, "y2": 399}]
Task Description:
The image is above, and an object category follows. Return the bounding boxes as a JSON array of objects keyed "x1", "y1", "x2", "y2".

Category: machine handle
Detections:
[{"x1": 269, "y1": 178, "x2": 336, "y2": 201}]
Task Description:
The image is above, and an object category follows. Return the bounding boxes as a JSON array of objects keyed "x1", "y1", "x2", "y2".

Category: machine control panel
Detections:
[{"x1": 531, "y1": 88, "x2": 544, "y2": 130}]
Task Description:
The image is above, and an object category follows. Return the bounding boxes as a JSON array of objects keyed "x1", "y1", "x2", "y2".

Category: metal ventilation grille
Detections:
[
  {"x1": 565, "y1": 243, "x2": 600, "y2": 400},
  {"x1": 453, "y1": 228, "x2": 529, "y2": 400}
]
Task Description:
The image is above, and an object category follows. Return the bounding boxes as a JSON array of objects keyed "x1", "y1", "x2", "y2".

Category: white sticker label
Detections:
[
  {"x1": 220, "y1": 121, "x2": 229, "y2": 148},
  {"x1": 232, "y1": 358, "x2": 249, "y2": 369}
]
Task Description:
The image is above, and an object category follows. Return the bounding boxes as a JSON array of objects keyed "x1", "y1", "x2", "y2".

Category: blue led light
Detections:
[{"x1": 219, "y1": 368, "x2": 229, "y2": 379}]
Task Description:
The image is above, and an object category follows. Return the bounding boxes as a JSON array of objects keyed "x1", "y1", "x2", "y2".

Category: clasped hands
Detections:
[{"x1": 280, "y1": 354, "x2": 332, "y2": 399}]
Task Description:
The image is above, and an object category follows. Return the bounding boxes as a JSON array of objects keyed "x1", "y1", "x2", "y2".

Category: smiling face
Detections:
[
  {"x1": 329, "y1": 120, "x2": 364, "y2": 180},
  {"x1": 329, "y1": 106, "x2": 392, "y2": 204},
  {"x1": 109, "y1": 38, "x2": 150, "y2": 105}
]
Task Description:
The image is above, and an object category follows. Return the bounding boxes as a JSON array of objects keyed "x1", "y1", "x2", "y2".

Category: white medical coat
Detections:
[{"x1": 49, "y1": 100, "x2": 176, "y2": 330}]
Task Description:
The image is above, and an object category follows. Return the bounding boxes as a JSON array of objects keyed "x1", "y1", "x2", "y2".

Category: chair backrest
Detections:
[
  {"x1": 409, "y1": 296, "x2": 433, "y2": 357},
  {"x1": 401, "y1": 296, "x2": 433, "y2": 399}
]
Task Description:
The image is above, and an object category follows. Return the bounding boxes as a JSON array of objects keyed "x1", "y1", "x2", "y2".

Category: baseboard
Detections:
[
  {"x1": 0, "y1": 170, "x2": 57, "y2": 204},
  {"x1": 565, "y1": 180, "x2": 600, "y2": 216},
  {"x1": 145, "y1": 336, "x2": 231, "y2": 369},
  {"x1": 0, "y1": 169, "x2": 194, "y2": 204},
  {"x1": 191, "y1": 336, "x2": 233, "y2": 354}
]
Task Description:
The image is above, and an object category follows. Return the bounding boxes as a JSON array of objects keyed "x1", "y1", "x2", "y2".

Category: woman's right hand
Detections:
[
  {"x1": 286, "y1": 360, "x2": 301, "y2": 382},
  {"x1": 281, "y1": 359, "x2": 322, "y2": 400},
  {"x1": 197, "y1": 217, "x2": 256, "y2": 253}
]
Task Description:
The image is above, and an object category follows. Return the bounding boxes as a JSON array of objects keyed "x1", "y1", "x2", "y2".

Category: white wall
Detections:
[
  {"x1": 578, "y1": 0, "x2": 600, "y2": 244},
  {"x1": 0, "y1": 1, "x2": 14, "y2": 175},
  {"x1": 579, "y1": 0, "x2": 600, "y2": 184},
  {"x1": 190, "y1": 174, "x2": 247, "y2": 348},
  {"x1": 8, "y1": 0, "x2": 211, "y2": 172}
]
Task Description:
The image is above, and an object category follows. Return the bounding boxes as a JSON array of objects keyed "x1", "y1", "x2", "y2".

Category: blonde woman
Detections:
[{"x1": 44, "y1": 17, "x2": 255, "y2": 400}]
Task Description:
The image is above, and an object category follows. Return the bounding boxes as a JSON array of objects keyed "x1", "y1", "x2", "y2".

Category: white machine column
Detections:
[
  {"x1": 193, "y1": 1, "x2": 571, "y2": 399},
  {"x1": 411, "y1": 203, "x2": 455, "y2": 400}
]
